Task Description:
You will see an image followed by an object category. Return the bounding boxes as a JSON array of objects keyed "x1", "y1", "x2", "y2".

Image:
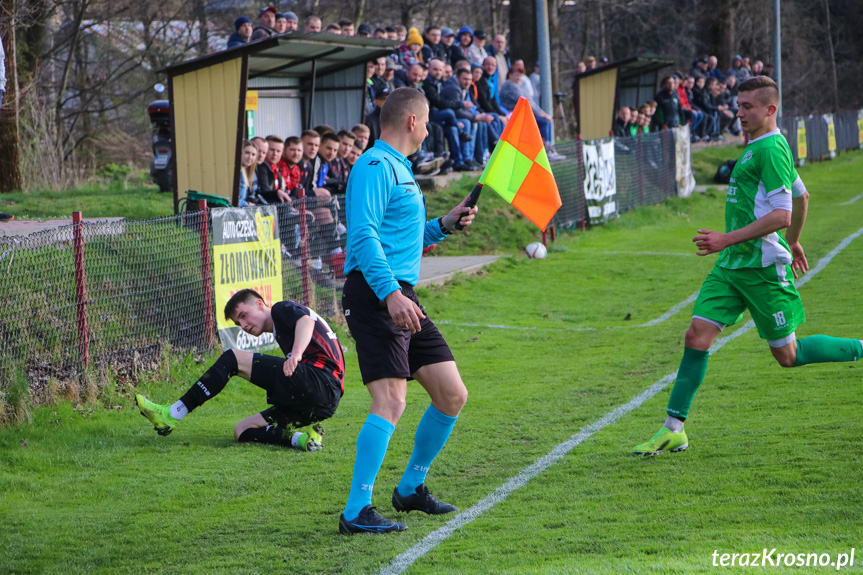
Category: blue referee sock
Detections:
[
  {"x1": 343, "y1": 414, "x2": 395, "y2": 521},
  {"x1": 397, "y1": 404, "x2": 458, "y2": 497}
]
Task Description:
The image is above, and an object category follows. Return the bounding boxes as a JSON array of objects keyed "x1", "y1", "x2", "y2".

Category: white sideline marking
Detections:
[
  {"x1": 838, "y1": 193, "x2": 863, "y2": 206},
  {"x1": 639, "y1": 290, "x2": 700, "y2": 327},
  {"x1": 379, "y1": 224, "x2": 863, "y2": 575}
]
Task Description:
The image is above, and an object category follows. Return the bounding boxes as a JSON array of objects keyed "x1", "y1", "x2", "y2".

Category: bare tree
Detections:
[{"x1": 0, "y1": 10, "x2": 22, "y2": 192}]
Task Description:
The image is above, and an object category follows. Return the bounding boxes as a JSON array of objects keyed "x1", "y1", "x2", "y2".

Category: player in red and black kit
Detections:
[{"x1": 135, "y1": 289, "x2": 344, "y2": 451}]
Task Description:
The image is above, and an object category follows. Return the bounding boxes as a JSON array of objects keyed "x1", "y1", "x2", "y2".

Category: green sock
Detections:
[
  {"x1": 667, "y1": 347, "x2": 710, "y2": 420},
  {"x1": 794, "y1": 335, "x2": 863, "y2": 366}
]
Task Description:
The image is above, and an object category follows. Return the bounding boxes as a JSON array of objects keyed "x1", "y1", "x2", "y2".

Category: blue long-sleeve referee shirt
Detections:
[{"x1": 344, "y1": 140, "x2": 448, "y2": 301}]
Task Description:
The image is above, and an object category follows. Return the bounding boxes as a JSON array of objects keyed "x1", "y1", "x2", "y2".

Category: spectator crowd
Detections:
[
  {"x1": 228, "y1": 7, "x2": 565, "y2": 186},
  {"x1": 226, "y1": 6, "x2": 574, "y2": 277},
  {"x1": 225, "y1": 9, "x2": 775, "y2": 281},
  {"x1": 609, "y1": 53, "x2": 775, "y2": 143}
]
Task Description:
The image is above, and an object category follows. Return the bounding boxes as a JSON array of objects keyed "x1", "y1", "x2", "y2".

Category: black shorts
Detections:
[
  {"x1": 249, "y1": 354, "x2": 342, "y2": 428},
  {"x1": 342, "y1": 271, "x2": 455, "y2": 384}
]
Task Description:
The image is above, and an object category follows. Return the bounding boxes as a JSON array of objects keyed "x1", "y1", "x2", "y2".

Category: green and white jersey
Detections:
[{"x1": 717, "y1": 129, "x2": 795, "y2": 269}]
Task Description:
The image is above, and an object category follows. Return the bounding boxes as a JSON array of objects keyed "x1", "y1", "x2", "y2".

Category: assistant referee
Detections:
[{"x1": 338, "y1": 87, "x2": 478, "y2": 534}]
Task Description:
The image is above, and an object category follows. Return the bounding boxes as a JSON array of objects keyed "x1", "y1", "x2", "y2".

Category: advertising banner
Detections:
[
  {"x1": 673, "y1": 124, "x2": 695, "y2": 198},
  {"x1": 858, "y1": 110, "x2": 863, "y2": 149},
  {"x1": 212, "y1": 207, "x2": 283, "y2": 352},
  {"x1": 796, "y1": 118, "x2": 807, "y2": 166},
  {"x1": 583, "y1": 139, "x2": 618, "y2": 225},
  {"x1": 824, "y1": 113, "x2": 837, "y2": 159}
]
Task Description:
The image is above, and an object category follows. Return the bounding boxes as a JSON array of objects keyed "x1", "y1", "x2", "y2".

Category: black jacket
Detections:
[
  {"x1": 421, "y1": 42, "x2": 448, "y2": 64},
  {"x1": 255, "y1": 163, "x2": 285, "y2": 203},
  {"x1": 447, "y1": 44, "x2": 466, "y2": 66},
  {"x1": 475, "y1": 72, "x2": 506, "y2": 115},
  {"x1": 250, "y1": 25, "x2": 275, "y2": 42},
  {"x1": 421, "y1": 77, "x2": 462, "y2": 113},
  {"x1": 655, "y1": 88, "x2": 681, "y2": 128}
]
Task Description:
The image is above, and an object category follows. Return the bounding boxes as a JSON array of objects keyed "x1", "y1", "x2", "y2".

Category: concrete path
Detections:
[
  {"x1": 417, "y1": 255, "x2": 500, "y2": 288},
  {"x1": 0, "y1": 217, "x2": 125, "y2": 239}
]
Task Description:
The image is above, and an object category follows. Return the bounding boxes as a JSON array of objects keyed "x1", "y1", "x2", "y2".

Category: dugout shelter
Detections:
[
  {"x1": 163, "y1": 34, "x2": 397, "y2": 212},
  {"x1": 573, "y1": 55, "x2": 675, "y2": 140}
]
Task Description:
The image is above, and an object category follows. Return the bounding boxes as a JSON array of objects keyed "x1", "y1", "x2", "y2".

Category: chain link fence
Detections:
[
  {"x1": 0, "y1": 197, "x2": 345, "y2": 423},
  {"x1": 552, "y1": 128, "x2": 682, "y2": 229}
]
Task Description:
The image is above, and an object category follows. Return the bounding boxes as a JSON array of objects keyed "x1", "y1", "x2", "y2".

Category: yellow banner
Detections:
[
  {"x1": 245, "y1": 90, "x2": 259, "y2": 111},
  {"x1": 796, "y1": 118, "x2": 807, "y2": 161},
  {"x1": 212, "y1": 207, "x2": 283, "y2": 351},
  {"x1": 857, "y1": 112, "x2": 863, "y2": 146},
  {"x1": 825, "y1": 114, "x2": 837, "y2": 152}
]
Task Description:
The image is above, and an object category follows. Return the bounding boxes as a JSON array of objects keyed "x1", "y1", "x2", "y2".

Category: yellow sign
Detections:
[
  {"x1": 796, "y1": 118, "x2": 807, "y2": 161},
  {"x1": 857, "y1": 111, "x2": 863, "y2": 147},
  {"x1": 825, "y1": 114, "x2": 837, "y2": 152},
  {"x1": 212, "y1": 206, "x2": 283, "y2": 351},
  {"x1": 245, "y1": 90, "x2": 259, "y2": 111}
]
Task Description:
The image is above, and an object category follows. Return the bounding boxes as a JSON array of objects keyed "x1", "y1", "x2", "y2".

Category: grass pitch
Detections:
[{"x1": 1, "y1": 150, "x2": 862, "y2": 574}]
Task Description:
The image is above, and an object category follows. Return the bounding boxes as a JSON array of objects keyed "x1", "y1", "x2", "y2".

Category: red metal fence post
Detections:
[
  {"x1": 297, "y1": 189, "x2": 312, "y2": 307},
  {"x1": 197, "y1": 200, "x2": 214, "y2": 347},
  {"x1": 72, "y1": 211, "x2": 89, "y2": 369}
]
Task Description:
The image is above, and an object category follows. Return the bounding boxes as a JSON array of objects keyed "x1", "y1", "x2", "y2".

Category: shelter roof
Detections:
[{"x1": 164, "y1": 34, "x2": 399, "y2": 79}]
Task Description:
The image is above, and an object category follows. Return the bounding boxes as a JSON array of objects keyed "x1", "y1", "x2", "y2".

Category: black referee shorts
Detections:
[
  {"x1": 249, "y1": 354, "x2": 342, "y2": 428},
  {"x1": 342, "y1": 271, "x2": 455, "y2": 384}
]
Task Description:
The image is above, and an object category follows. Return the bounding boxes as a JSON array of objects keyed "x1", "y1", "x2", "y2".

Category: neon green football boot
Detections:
[
  {"x1": 135, "y1": 394, "x2": 180, "y2": 436},
  {"x1": 632, "y1": 426, "x2": 688, "y2": 456},
  {"x1": 297, "y1": 424, "x2": 324, "y2": 452}
]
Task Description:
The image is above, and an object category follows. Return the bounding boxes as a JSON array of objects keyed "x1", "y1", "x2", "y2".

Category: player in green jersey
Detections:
[{"x1": 633, "y1": 76, "x2": 863, "y2": 455}]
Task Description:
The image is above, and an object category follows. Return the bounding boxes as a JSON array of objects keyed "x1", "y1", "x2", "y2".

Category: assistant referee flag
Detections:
[{"x1": 478, "y1": 97, "x2": 562, "y2": 231}]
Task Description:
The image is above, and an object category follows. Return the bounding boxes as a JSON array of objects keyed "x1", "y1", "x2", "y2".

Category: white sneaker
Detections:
[{"x1": 547, "y1": 151, "x2": 567, "y2": 161}]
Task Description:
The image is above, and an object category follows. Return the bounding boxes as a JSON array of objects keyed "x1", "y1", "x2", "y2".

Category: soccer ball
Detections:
[{"x1": 525, "y1": 242, "x2": 547, "y2": 259}]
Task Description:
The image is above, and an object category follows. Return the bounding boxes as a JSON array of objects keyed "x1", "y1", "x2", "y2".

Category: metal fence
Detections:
[
  {"x1": 552, "y1": 127, "x2": 681, "y2": 229},
  {"x1": 780, "y1": 109, "x2": 863, "y2": 165}
]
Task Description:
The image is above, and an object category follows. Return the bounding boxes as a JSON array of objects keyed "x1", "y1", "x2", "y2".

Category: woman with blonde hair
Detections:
[{"x1": 238, "y1": 140, "x2": 261, "y2": 207}]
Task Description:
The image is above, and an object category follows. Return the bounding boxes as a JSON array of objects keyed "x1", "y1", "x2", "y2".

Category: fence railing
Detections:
[
  {"x1": 780, "y1": 109, "x2": 863, "y2": 165},
  {"x1": 552, "y1": 127, "x2": 684, "y2": 229}
]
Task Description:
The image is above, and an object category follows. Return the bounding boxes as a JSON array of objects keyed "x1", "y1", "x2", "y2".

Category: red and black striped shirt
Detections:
[{"x1": 271, "y1": 301, "x2": 345, "y2": 392}]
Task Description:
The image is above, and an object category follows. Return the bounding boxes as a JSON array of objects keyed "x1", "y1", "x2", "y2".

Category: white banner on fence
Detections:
[
  {"x1": 673, "y1": 124, "x2": 696, "y2": 198},
  {"x1": 583, "y1": 139, "x2": 617, "y2": 225},
  {"x1": 212, "y1": 206, "x2": 283, "y2": 353}
]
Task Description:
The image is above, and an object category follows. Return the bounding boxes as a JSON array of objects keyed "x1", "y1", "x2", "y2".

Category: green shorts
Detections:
[{"x1": 692, "y1": 263, "x2": 806, "y2": 341}]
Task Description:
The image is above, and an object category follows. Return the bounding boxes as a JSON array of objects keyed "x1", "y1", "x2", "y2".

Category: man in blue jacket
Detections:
[{"x1": 338, "y1": 87, "x2": 478, "y2": 534}]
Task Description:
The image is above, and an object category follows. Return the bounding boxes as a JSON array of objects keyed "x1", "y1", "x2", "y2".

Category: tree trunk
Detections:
[
  {"x1": 549, "y1": 0, "x2": 560, "y2": 93},
  {"x1": 509, "y1": 0, "x2": 537, "y2": 67},
  {"x1": 193, "y1": 0, "x2": 208, "y2": 56},
  {"x1": 714, "y1": 0, "x2": 744, "y2": 70},
  {"x1": 822, "y1": 0, "x2": 840, "y2": 111},
  {"x1": 354, "y1": 0, "x2": 366, "y2": 26},
  {"x1": 0, "y1": 12, "x2": 22, "y2": 192}
]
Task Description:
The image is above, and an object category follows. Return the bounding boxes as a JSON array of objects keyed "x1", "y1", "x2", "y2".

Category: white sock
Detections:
[
  {"x1": 169, "y1": 401, "x2": 189, "y2": 420},
  {"x1": 664, "y1": 415, "x2": 684, "y2": 433},
  {"x1": 290, "y1": 431, "x2": 304, "y2": 448}
]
